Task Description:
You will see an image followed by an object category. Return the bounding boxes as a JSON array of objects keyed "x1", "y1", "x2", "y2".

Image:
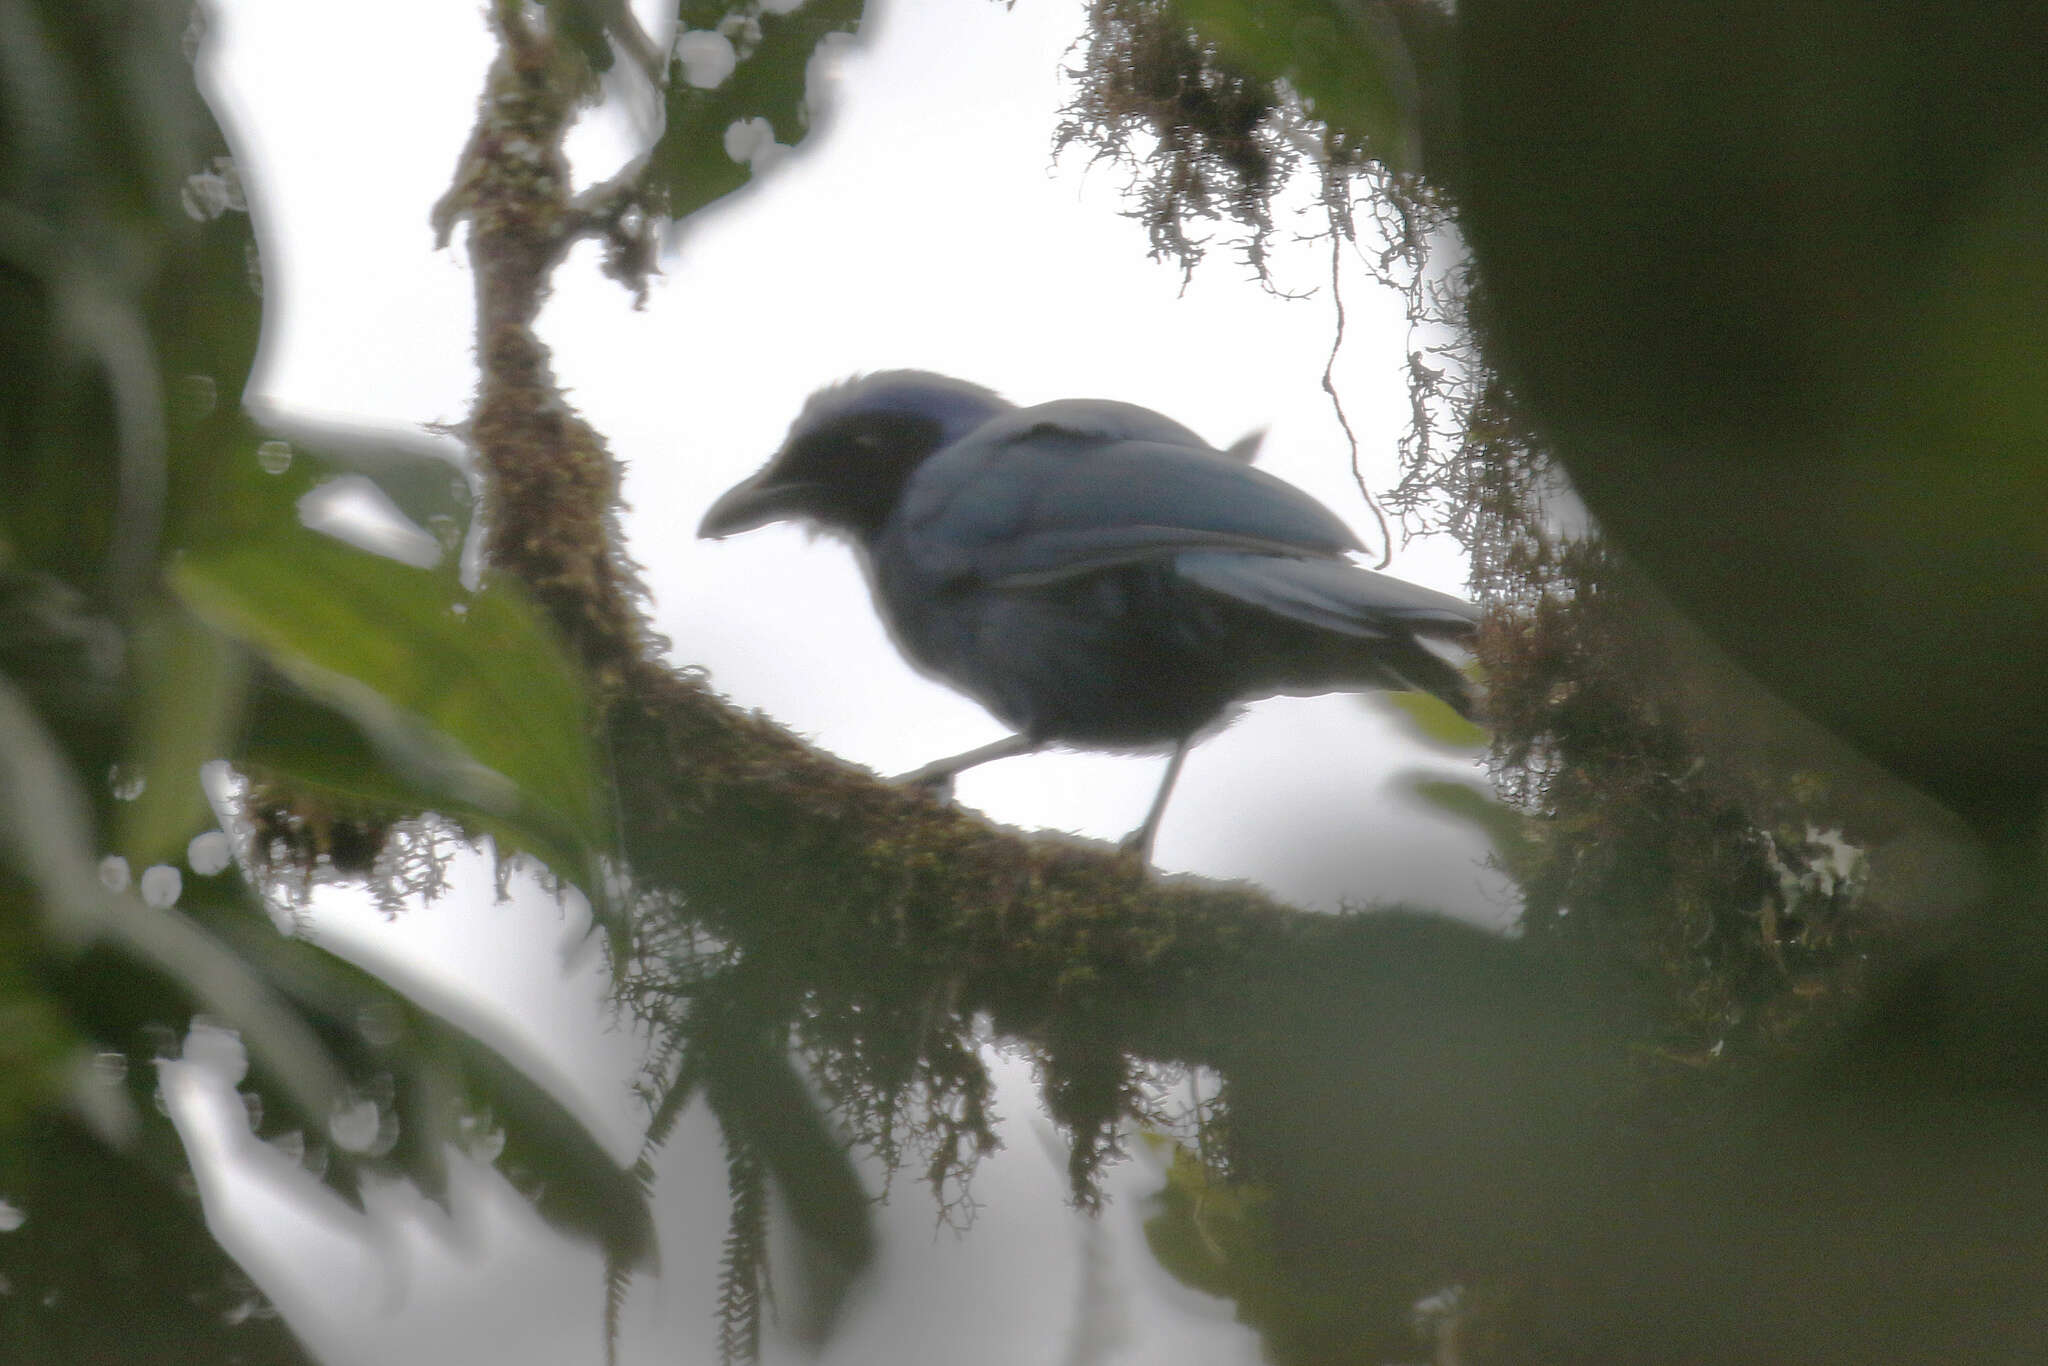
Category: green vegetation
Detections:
[{"x1": 6, "y1": 2, "x2": 2044, "y2": 1363}]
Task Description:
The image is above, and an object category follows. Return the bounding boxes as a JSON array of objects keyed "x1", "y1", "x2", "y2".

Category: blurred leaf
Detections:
[
  {"x1": 114, "y1": 602, "x2": 247, "y2": 866},
  {"x1": 0, "y1": 0, "x2": 354, "y2": 1177},
  {"x1": 0, "y1": 664, "x2": 138, "y2": 947},
  {"x1": 1452, "y1": 0, "x2": 2048, "y2": 817},
  {"x1": 194, "y1": 906, "x2": 655, "y2": 1265},
  {"x1": 160, "y1": 414, "x2": 472, "y2": 585},
  {"x1": 442, "y1": 1010, "x2": 657, "y2": 1267},
  {"x1": 0, "y1": 567, "x2": 126, "y2": 794},
  {"x1": 246, "y1": 409, "x2": 476, "y2": 551},
  {"x1": 4, "y1": 1, "x2": 651, "y2": 1354},
  {"x1": 647, "y1": 0, "x2": 865, "y2": 223},
  {"x1": 173, "y1": 527, "x2": 608, "y2": 892},
  {"x1": 1141, "y1": 1138, "x2": 1277, "y2": 1301},
  {"x1": 694, "y1": 981, "x2": 873, "y2": 1341},
  {"x1": 238, "y1": 682, "x2": 441, "y2": 811},
  {"x1": 1140, "y1": 1137, "x2": 1374, "y2": 1366},
  {"x1": 0, "y1": 0, "x2": 265, "y2": 600},
  {"x1": 0, "y1": 961, "x2": 87, "y2": 1141},
  {"x1": 1176, "y1": 0, "x2": 1437, "y2": 174},
  {"x1": 0, "y1": 669, "x2": 348, "y2": 1125},
  {"x1": 0, "y1": 240, "x2": 157, "y2": 594},
  {"x1": 1404, "y1": 773, "x2": 1534, "y2": 869},
  {"x1": 0, "y1": 1113, "x2": 315, "y2": 1365},
  {"x1": 1371, "y1": 688, "x2": 1490, "y2": 751}
]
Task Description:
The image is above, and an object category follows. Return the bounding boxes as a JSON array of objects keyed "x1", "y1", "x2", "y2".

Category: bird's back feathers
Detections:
[{"x1": 893, "y1": 403, "x2": 1363, "y2": 588}]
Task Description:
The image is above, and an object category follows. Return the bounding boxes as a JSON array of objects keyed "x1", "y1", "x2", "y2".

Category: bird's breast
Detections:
[{"x1": 868, "y1": 551, "x2": 1251, "y2": 746}]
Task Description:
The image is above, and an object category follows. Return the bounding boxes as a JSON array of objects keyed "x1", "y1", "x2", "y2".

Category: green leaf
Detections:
[
  {"x1": 1403, "y1": 773, "x2": 1533, "y2": 868},
  {"x1": 172, "y1": 527, "x2": 608, "y2": 892},
  {"x1": 0, "y1": 0, "x2": 264, "y2": 600},
  {"x1": 245, "y1": 411, "x2": 475, "y2": 552},
  {"x1": 1139, "y1": 1137, "x2": 1373, "y2": 1366},
  {"x1": 1176, "y1": 0, "x2": 1429, "y2": 172},
  {"x1": 0, "y1": 959, "x2": 88, "y2": 1141},
  {"x1": 0, "y1": 666, "x2": 136, "y2": 947},
  {"x1": 193, "y1": 907, "x2": 655, "y2": 1266},
  {"x1": 647, "y1": 0, "x2": 866, "y2": 223},
  {"x1": 1370, "y1": 688, "x2": 1490, "y2": 751},
  {"x1": 170, "y1": 414, "x2": 473, "y2": 575},
  {"x1": 237, "y1": 683, "x2": 438, "y2": 811},
  {"x1": 0, "y1": 1106, "x2": 318, "y2": 1365},
  {"x1": 694, "y1": 990, "x2": 872, "y2": 1336},
  {"x1": 0, "y1": 670, "x2": 347, "y2": 1126},
  {"x1": 115, "y1": 603, "x2": 247, "y2": 866},
  {"x1": 1140, "y1": 1136, "x2": 1279, "y2": 1302}
]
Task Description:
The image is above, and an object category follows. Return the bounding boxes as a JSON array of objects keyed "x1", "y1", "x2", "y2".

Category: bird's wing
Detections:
[
  {"x1": 1174, "y1": 551, "x2": 1479, "y2": 639},
  {"x1": 896, "y1": 400, "x2": 1365, "y2": 585}
]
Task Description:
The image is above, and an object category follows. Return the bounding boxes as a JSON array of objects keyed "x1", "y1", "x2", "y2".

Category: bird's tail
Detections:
[{"x1": 1176, "y1": 551, "x2": 1482, "y2": 718}]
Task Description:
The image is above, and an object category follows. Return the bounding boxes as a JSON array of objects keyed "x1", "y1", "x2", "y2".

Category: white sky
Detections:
[{"x1": 185, "y1": 0, "x2": 1514, "y2": 1362}]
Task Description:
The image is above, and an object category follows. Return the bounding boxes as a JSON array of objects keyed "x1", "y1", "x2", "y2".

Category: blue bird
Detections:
[{"x1": 699, "y1": 372, "x2": 1481, "y2": 858}]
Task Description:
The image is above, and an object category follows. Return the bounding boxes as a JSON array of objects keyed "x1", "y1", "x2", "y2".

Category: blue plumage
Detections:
[{"x1": 700, "y1": 371, "x2": 1480, "y2": 855}]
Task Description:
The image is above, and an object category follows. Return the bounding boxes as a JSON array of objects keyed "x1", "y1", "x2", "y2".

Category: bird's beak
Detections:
[{"x1": 697, "y1": 466, "x2": 820, "y2": 538}]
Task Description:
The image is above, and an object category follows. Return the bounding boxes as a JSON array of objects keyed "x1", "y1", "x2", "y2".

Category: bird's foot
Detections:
[{"x1": 898, "y1": 770, "x2": 957, "y2": 803}]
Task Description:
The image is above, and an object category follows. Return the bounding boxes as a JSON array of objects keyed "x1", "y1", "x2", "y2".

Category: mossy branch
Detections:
[
  {"x1": 425, "y1": 5, "x2": 1531, "y2": 1227},
  {"x1": 429, "y1": 0, "x2": 1432, "y2": 1045}
]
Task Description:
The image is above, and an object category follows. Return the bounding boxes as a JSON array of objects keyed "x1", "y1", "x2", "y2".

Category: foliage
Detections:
[
  {"x1": 1054, "y1": 0, "x2": 1894, "y2": 1045},
  {"x1": 1172, "y1": 0, "x2": 1454, "y2": 178},
  {"x1": 493, "y1": 0, "x2": 867, "y2": 302},
  {"x1": 20, "y1": 1, "x2": 2047, "y2": 1365},
  {"x1": 648, "y1": 0, "x2": 865, "y2": 223},
  {"x1": 714, "y1": 1132, "x2": 768, "y2": 1366},
  {"x1": 424, "y1": 1, "x2": 2048, "y2": 1362},
  {"x1": 1453, "y1": 0, "x2": 2048, "y2": 827},
  {"x1": 0, "y1": 0, "x2": 651, "y2": 1356},
  {"x1": 177, "y1": 524, "x2": 608, "y2": 899},
  {"x1": 1060, "y1": 2, "x2": 2048, "y2": 1362},
  {"x1": 1139, "y1": 1140, "x2": 1310, "y2": 1357}
]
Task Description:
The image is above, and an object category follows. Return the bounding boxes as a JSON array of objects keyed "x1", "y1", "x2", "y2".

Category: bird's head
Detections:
[{"x1": 699, "y1": 371, "x2": 1011, "y2": 542}]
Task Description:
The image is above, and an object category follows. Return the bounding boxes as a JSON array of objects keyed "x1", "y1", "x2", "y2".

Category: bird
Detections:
[{"x1": 699, "y1": 371, "x2": 1481, "y2": 858}]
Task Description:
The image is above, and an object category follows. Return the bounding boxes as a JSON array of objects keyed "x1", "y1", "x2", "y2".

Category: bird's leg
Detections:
[
  {"x1": 892, "y1": 734, "x2": 1041, "y2": 799},
  {"x1": 1122, "y1": 740, "x2": 1191, "y2": 862}
]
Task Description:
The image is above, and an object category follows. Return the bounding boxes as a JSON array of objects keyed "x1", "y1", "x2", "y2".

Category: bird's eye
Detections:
[{"x1": 851, "y1": 432, "x2": 883, "y2": 451}]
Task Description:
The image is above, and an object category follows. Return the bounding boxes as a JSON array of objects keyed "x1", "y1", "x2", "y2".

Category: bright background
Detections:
[{"x1": 175, "y1": 1, "x2": 1512, "y2": 1361}]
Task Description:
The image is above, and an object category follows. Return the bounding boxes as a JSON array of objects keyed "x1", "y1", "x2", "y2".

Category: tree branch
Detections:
[
  {"x1": 424, "y1": 14, "x2": 1570, "y2": 1228},
  {"x1": 432, "y1": 0, "x2": 1410, "y2": 1024}
]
